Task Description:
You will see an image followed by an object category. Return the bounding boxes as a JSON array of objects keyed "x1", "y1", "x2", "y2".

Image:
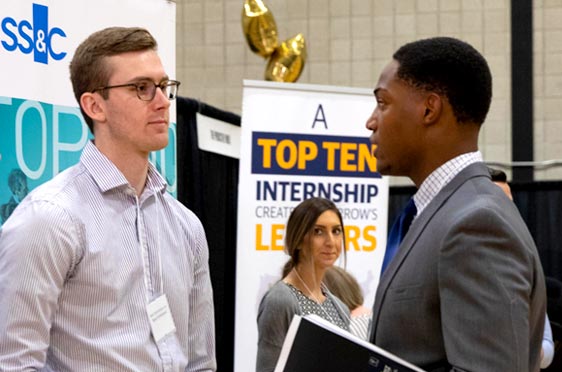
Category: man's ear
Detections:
[
  {"x1": 422, "y1": 92, "x2": 442, "y2": 125},
  {"x1": 80, "y1": 92, "x2": 106, "y2": 123}
]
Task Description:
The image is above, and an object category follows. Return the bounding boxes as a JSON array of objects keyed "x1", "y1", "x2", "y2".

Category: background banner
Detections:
[
  {"x1": 234, "y1": 80, "x2": 389, "y2": 372},
  {"x1": 0, "y1": 0, "x2": 176, "y2": 225}
]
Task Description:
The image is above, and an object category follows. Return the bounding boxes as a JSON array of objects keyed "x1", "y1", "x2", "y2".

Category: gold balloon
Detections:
[
  {"x1": 265, "y1": 33, "x2": 307, "y2": 83},
  {"x1": 242, "y1": 0, "x2": 279, "y2": 57}
]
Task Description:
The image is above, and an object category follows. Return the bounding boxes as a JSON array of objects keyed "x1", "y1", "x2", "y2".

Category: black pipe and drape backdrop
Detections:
[
  {"x1": 176, "y1": 97, "x2": 240, "y2": 372},
  {"x1": 176, "y1": 97, "x2": 562, "y2": 371}
]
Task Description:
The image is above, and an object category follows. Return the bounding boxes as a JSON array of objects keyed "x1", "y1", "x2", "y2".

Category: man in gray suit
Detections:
[{"x1": 366, "y1": 37, "x2": 546, "y2": 371}]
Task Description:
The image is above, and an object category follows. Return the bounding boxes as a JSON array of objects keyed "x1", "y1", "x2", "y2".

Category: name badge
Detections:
[{"x1": 147, "y1": 294, "x2": 176, "y2": 342}]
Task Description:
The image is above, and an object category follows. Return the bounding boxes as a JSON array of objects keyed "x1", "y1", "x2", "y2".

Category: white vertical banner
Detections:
[
  {"x1": 234, "y1": 80, "x2": 389, "y2": 372},
  {"x1": 0, "y1": 0, "x2": 177, "y2": 225}
]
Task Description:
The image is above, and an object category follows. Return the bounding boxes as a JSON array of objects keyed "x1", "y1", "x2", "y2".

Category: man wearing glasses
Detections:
[{"x1": 0, "y1": 27, "x2": 216, "y2": 371}]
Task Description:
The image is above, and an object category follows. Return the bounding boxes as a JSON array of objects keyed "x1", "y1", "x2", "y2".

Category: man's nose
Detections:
[
  {"x1": 365, "y1": 110, "x2": 377, "y2": 130},
  {"x1": 153, "y1": 87, "x2": 171, "y2": 109}
]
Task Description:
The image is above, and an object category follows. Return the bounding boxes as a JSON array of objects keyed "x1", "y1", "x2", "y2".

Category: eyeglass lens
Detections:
[{"x1": 138, "y1": 81, "x2": 178, "y2": 101}]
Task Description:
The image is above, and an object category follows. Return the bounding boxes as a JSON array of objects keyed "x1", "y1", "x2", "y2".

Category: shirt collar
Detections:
[
  {"x1": 413, "y1": 151, "x2": 483, "y2": 216},
  {"x1": 145, "y1": 161, "x2": 168, "y2": 195},
  {"x1": 80, "y1": 141, "x2": 168, "y2": 195}
]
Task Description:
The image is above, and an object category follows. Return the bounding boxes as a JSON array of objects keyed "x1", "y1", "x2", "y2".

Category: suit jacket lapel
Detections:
[{"x1": 371, "y1": 162, "x2": 490, "y2": 339}]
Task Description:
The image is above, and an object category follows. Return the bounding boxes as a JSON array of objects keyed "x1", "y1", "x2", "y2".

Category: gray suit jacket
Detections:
[{"x1": 370, "y1": 163, "x2": 546, "y2": 372}]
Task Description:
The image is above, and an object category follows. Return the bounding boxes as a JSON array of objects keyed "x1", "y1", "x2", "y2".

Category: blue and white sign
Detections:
[
  {"x1": 0, "y1": 0, "x2": 177, "y2": 225},
  {"x1": 234, "y1": 80, "x2": 389, "y2": 372},
  {"x1": 1, "y1": 3, "x2": 67, "y2": 64}
]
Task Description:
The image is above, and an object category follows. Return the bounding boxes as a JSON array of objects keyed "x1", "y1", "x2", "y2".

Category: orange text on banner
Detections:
[{"x1": 255, "y1": 223, "x2": 377, "y2": 252}]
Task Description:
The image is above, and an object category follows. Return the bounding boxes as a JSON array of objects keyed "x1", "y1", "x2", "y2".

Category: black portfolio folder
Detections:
[{"x1": 274, "y1": 314, "x2": 425, "y2": 372}]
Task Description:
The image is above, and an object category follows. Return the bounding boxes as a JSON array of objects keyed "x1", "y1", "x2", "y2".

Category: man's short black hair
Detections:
[{"x1": 393, "y1": 36, "x2": 492, "y2": 125}]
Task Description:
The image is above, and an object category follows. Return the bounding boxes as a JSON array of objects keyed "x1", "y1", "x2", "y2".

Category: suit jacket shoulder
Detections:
[{"x1": 371, "y1": 162, "x2": 546, "y2": 372}]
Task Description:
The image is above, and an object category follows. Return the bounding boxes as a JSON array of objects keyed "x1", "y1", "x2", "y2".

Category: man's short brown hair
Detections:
[{"x1": 69, "y1": 27, "x2": 158, "y2": 133}]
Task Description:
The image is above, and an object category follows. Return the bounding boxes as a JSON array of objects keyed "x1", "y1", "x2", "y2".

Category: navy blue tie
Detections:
[{"x1": 380, "y1": 198, "x2": 417, "y2": 275}]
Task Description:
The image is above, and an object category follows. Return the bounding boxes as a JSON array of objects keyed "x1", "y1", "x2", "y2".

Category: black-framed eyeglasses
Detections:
[{"x1": 91, "y1": 79, "x2": 181, "y2": 101}]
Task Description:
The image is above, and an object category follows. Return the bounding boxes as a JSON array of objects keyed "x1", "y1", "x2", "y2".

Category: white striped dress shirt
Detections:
[
  {"x1": 349, "y1": 313, "x2": 371, "y2": 340},
  {"x1": 0, "y1": 141, "x2": 216, "y2": 371}
]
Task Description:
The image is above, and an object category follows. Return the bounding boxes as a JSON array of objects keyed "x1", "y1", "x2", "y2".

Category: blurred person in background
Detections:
[{"x1": 323, "y1": 266, "x2": 372, "y2": 340}]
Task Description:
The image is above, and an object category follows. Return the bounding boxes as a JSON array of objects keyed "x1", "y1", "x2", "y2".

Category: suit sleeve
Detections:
[{"x1": 438, "y1": 204, "x2": 538, "y2": 372}]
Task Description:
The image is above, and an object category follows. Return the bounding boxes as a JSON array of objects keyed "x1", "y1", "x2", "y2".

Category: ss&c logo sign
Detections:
[{"x1": 1, "y1": 3, "x2": 67, "y2": 64}]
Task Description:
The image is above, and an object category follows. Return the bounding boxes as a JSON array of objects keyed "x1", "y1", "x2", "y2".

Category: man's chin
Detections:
[
  {"x1": 375, "y1": 162, "x2": 390, "y2": 175},
  {"x1": 149, "y1": 137, "x2": 169, "y2": 152}
]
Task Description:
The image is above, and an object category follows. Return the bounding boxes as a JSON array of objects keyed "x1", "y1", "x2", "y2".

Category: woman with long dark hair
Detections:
[{"x1": 256, "y1": 197, "x2": 350, "y2": 372}]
